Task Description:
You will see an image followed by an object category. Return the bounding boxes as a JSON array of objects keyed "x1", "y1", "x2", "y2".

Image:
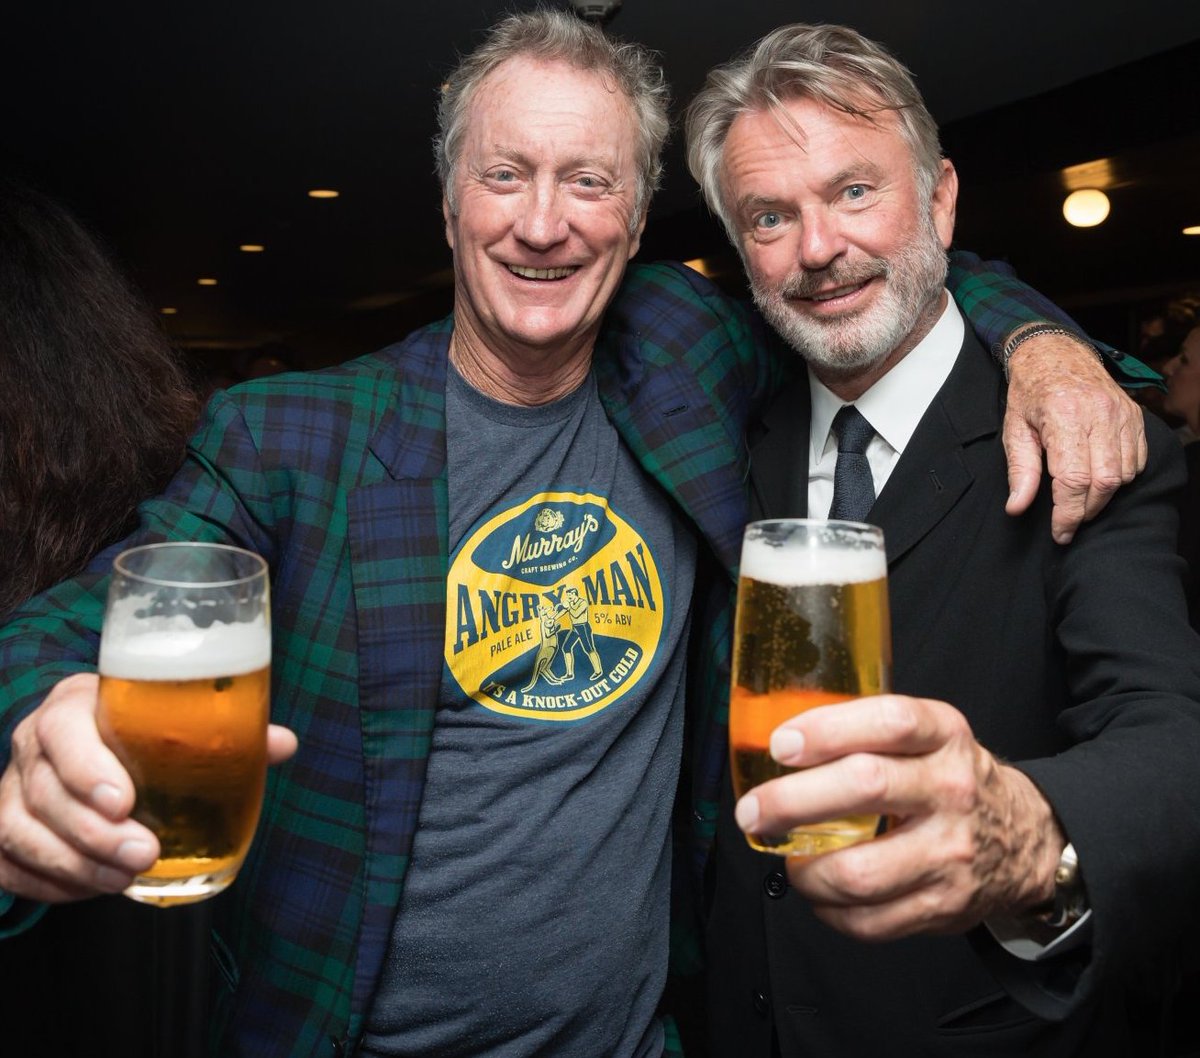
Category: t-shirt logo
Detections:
[{"x1": 445, "y1": 491, "x2": 666, "y2": 721}]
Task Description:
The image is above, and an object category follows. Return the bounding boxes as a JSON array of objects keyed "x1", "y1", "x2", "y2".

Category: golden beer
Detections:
[
  {"x1": 97, "y1": 666, "x2": 269, "y2": 906},
  {"x1": 97, "y1": 542, "x2": 271, "y2": 906},
  {"x1": 731, "y1": 521, "x2": 891, "y2": 855}
]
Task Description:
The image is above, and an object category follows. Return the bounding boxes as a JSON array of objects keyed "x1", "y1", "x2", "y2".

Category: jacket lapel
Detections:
[
  {"x1": 594, "y1": 325, "x2": 751, "y2": 579},
  {"x1": 868, "y1": 328, "x2": 1002, "y2": 565},
  {"x1": 345, "y1": 324, "x2": 451, "y2": 1023}
]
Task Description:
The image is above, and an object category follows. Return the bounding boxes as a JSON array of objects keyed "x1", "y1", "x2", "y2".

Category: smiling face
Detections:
[
  {"x1": 1163, "y1": 326, "x2": 1200, "y2": 433},
  {"x1": 720, "y1": 96, "x2": 957, "y2": 395},
  {"x1": 444, "y1": 56, "x2": 645, "y2": 371}
]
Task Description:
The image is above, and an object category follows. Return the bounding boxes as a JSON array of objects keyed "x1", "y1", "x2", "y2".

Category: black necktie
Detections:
[{"x1": 829, "y1": 405, "x2": 876, "y2": 522}]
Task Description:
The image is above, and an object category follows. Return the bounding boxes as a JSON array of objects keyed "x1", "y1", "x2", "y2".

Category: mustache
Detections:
[{"x1": 775, "y1": 259, "x2": 889, "y2": 299}]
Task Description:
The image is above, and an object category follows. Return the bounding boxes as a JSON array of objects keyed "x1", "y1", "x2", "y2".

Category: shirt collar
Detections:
[{"x1": 809, "y1": 292, "x2": 964, "y2": 462}]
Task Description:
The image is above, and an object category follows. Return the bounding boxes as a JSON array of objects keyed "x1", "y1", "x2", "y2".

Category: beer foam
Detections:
[
  {"x1": 99, "y1": 601, "x2": 270, "y2": 681},
  {"x1": 740, "y1": 536, "x2": 886, "y2": 586}
]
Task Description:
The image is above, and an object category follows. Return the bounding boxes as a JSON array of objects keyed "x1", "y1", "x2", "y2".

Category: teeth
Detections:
[{"x1": 509, "y1": 265, "x2": 576, "y2": 280}]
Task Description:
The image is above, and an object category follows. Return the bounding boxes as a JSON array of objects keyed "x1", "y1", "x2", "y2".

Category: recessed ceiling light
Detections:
[
  {"x1": 1184, "y1": 226, "x2": 1200, "y2": 236},
  {"x1": 1062, "y1": 189, "x2": 1110, "y2": 228},
  {"x1": 307, "y1": 188, "x2": 339, "y2": 199},
  {"x1": 160, "y1": 307, "x2": 178, "y2": 315},
  {"x1": 197, "y1": 277, "x2": 218, "y2": 286},
  {"x1": 239, "y1": 243, "x2": 265, "y2": 252}
]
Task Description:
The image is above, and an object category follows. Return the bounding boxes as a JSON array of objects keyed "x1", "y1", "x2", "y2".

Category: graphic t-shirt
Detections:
[{"x1": 360, "y1": 367, "x2": 696, "y2": 1057}]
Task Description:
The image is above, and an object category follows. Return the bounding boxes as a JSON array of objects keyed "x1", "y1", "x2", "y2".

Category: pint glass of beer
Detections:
[
  {"x1": 730, "y1": 519, "x2": 891, "y2": 856},
  {"x1": 96, "y1": 542, "x2": 271, "y2": 906}
]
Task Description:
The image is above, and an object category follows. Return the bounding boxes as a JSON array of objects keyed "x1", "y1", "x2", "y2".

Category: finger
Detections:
[
  {"x1": 1002, "y1": 421, "x2": 1045, "y2": 517},
  {"x1": 735, "y1": 754, "x2": 889, "y2": 842},
  {"x1": 1048, "y1": 469, "x2": 1093, "y2": 544},
  {"x1": 1080, "y1": 425, "x2": 1125, "y2": 523},
  {"x1": 769, "y1": 695, "x2": 958, "y2": 768},
  {"x1": 784, "y1": 824, "x2": 982, "y2": 941},
  {"x1": 267, "y1": 724, "x2": 298, "y2": 766},
  {"x1": 19, "y1": 674, "x2": 136, "y2": 820},
  {"x1": 1118, "y1": 404, "x2": 1144, "y2": 483},
  {"x1": 0, "y1": 854, "x2": 111, "y2": 904},
  {"x1": 0, "y1": 766, "x2": 158, "y2": 897},
  {"x1": 738, "y1": 750, "x2": 955, "y2": 842}
]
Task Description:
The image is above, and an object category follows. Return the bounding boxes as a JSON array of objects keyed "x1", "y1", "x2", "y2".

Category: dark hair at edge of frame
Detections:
[
  {"x1": 434, "y1": 5, "x2": 671, "y2": 230},
  {"x1": 0, "y1": 177, "x2": 202, "y2": 619}
]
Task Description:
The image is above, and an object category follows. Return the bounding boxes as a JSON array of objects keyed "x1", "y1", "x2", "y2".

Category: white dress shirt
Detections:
[{"x1": 807, "y1": 292, "x2": 962, "y2": 516}]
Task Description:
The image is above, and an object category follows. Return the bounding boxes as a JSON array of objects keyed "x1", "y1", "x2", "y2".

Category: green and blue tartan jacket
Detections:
[{"x1": 0, "y1": 256, "x2": 1143, "y2": 1056}]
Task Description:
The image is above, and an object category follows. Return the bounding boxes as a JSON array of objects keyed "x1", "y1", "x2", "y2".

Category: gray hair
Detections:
[
  {"x1": 685, "y1": 23, "x2": 944, "y2": 240},
  {"x1": 435, "y1": 8, "x2": 670, "y2": 231}
]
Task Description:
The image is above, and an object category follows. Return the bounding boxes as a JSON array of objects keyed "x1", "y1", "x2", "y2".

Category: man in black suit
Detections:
[{"x1": 684, "y1": 23, "x2": 1200, "y2": 1056}]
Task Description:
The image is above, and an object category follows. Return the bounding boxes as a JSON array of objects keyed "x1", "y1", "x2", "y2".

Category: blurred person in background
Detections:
[
  {"x1": 1163, "y1": 325, "x2": 1200, "y2": 627},
  {"x1": 0, "y1": 176, "x2": 201, "y2": 1056},
  {"x1": 0, "y1": 177, "x2": 200, "y2": 620}
]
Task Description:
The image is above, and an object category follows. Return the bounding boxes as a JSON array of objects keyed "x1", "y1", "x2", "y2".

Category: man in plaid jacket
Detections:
[{"x1": 0, "y1": 11, "x2": 1149, "y2": 1057}]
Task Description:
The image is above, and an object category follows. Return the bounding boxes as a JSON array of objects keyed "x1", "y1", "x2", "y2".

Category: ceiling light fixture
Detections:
[
  {"x1": 307, "y1": 188, "x2": 339, "y2": 199},
  {"x1": 239, "y1": 243, "x2": 265, "y2": 252},
  {"x1": 160, "y1": 307, "x2": 178, "y2": 315},
  {"x1": 1184, "y1": 226, "x2": 1200, "y2": 236},
  {"x1": 197, "y1": 277, "x2": 218, "y2": 286},
  {"x1": 1062, "y1": 189, "x2": 1110, "y2": 228}
]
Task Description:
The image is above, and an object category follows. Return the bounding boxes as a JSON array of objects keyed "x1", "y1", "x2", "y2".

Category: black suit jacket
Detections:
[{"x1": 704, "y1": 328, "x2": 1200, "y2": 1057}]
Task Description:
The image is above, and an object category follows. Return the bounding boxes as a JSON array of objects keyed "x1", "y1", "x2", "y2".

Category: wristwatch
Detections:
[{"x1": 1036, "y1": 842, "x2": 1088, "y2": 929}]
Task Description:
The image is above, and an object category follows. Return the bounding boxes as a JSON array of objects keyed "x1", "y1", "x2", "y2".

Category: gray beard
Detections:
[{"x1": 750, "y1": 217, "x2": 949, "y2": 381}]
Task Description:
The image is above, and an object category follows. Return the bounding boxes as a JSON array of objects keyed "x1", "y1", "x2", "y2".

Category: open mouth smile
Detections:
[{"x1": 507, "y1": 264, "x2": 578, "y2": 280}]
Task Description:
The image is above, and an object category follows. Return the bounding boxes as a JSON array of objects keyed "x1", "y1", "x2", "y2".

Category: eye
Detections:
[
  {"x1": 484, "y1": 166, "x2": 519, "y2": 186},
  {"x1": 754, "y1": 211, "x2": 782, "y2": 230},
  {"x1": 844, "y1": 184, "x2": 868, "y2": 201}
]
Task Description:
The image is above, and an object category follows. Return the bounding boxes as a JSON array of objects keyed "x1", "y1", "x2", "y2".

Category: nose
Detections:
[
  {"x1": 514, "y1": 179, "x2": 569, "y2": 251},
  {"x1": 796, "y1": 206, "x2": 848, "y2": 271},
  {"x1": 1161, "y1": 354, "x2": 1181, "y2": 381}
]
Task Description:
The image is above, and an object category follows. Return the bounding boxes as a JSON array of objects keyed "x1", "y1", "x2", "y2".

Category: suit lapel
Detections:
[
  {"x1": 869, "y1": 328, "x2": 1003, "y2": 564},
  {"x1": 595, "y1": 325, "x2": 751, "y2": 578},
  {"x1": 345, "y1": 325, "x2": 451, "y2": 1023}
]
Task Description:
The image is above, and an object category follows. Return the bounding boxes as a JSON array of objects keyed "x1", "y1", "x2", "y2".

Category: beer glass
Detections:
[
  {"x1": 96, "y1": 542, "x2": 271, "y2": 906},
  {"x1": 730, "y1": 519, "x2": 891, "y2": 855}
]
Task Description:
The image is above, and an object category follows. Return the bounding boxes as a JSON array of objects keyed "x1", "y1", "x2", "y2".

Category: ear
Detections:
[
  {"x1": 930, "y1": 159, "x2": 958, "y2": 249},
  {"x1": 443, "y1": 194, "x2": 455, "y2": 251}
]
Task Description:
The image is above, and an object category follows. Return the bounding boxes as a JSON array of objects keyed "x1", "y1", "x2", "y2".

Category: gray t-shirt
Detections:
[{"x1": 360, "y1": 367, "x2": 697, "y2": 1057}]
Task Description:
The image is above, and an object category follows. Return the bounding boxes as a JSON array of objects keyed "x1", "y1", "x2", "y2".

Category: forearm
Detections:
[{"x1": 946, "y1": 250, "x2": 1158, "y2": 389}]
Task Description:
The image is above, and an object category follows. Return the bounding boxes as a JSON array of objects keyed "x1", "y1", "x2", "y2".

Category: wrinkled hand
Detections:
[
  {"x1": 736, "y1": 694, "x2": 1064, "y2": 941},
  {"x1": 0, "y1": 673, "x2": 298, "y2": 903},
  {"x1": 1003, "y1": 333, "x2": 1146, "y2": 544}
]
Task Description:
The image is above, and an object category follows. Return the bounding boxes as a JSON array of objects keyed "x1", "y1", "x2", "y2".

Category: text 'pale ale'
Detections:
[{"x1": 731, "y1": 524, "x2": 891, "y2": 855}]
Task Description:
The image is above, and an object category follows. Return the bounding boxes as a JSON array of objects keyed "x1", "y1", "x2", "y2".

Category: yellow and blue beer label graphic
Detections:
[{"x1": 445, "y1": 491, "x2": 666, "y2": 721}]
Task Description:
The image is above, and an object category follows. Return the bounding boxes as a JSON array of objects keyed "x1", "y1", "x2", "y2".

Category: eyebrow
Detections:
[
  {"x1": 488, "y1": 144, "x2": 620, "y2": 175},
  {"x1": 825, "y1": 161, "x2": 887, "y2": 189},
  {"x1": 732, "y1": 160, "x2": 890, "y2": 219}
]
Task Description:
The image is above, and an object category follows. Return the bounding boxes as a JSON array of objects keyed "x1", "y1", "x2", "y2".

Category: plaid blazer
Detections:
[{"x1": 0, "y1": 258, "x2": 1137, "y2": 1056}]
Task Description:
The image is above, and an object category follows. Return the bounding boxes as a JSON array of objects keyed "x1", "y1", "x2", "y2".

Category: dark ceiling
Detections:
[{"x1": 6, "y1": 1, "x2": 1200, "y2": 374}]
